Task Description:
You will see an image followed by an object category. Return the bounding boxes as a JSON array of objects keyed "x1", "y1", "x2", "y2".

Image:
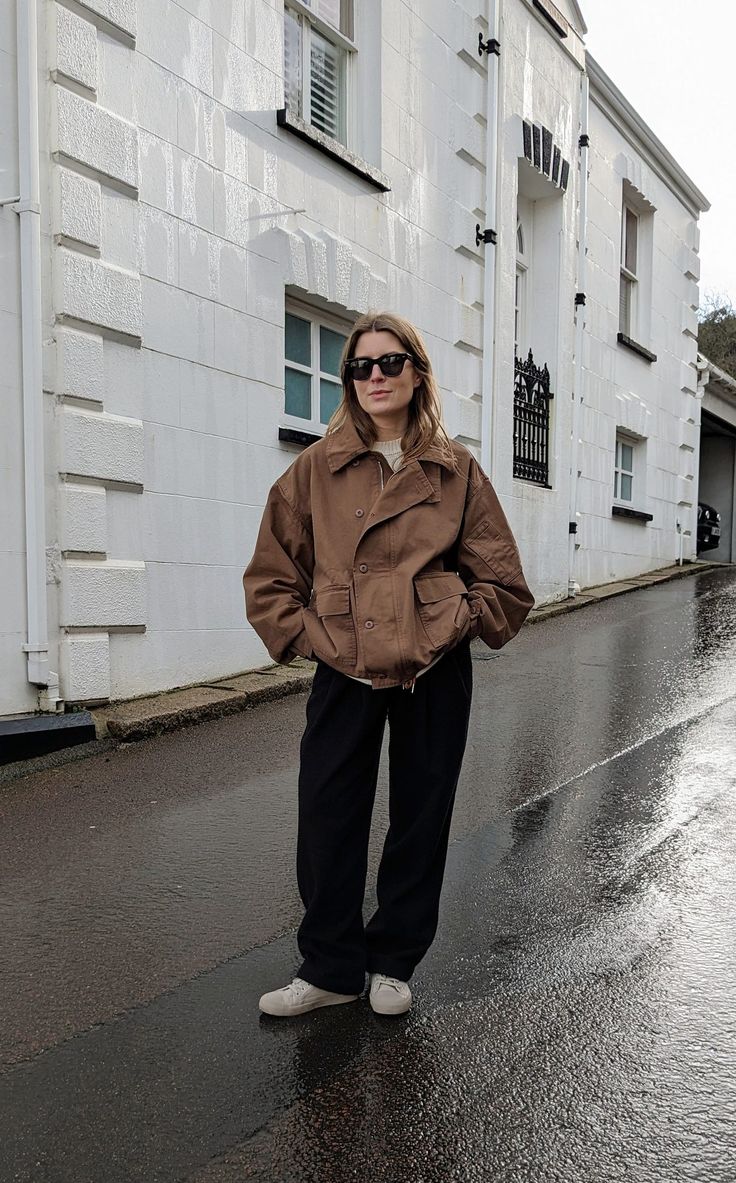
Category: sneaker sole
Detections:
[
  {"x1": 369, "y1": 996, "x2": 412, "y2": 1016},
  {"x1": 259, "y1": 993, "x2": 359, "y2": 1017}
]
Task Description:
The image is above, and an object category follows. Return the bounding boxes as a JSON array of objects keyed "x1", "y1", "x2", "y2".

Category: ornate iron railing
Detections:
[{"x1": 513, "y1": 349, "x2": 554, "y2": 486}]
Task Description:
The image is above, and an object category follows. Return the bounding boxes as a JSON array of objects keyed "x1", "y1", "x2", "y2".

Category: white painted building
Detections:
[
  {"x1": 0, "y1": 0, "x2": 709, "y2": 719},
  {"x1": 697, "y1": 356, "x2": 736, "y2": 564}
]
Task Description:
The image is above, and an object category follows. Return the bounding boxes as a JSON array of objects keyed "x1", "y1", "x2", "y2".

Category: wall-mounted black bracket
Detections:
[
  {"x1": 476, "y1": 224, "x2": 497, "y2": 246},
  {"x1": 579, "y1": 133, "x2": 590, "y2": 149},
  {"x1": 569, "y1": 521, "x2": 578, "y2": 535},
  {"x1": 478, "y1": 33, "x2": 501, "y2": 56},
  {"x1": 574, "y1": 292, "x2": 586, "y2": 307}
]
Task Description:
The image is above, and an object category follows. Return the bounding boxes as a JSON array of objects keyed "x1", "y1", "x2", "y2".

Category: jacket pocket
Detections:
[
  {"x1": 463, "y1": 519, "x2": 521, "y2": 584},
  {"x1": 414, "y1": 572, "x2": 469, "y2": 647},
  {"x1": 303, "y1": 584, "x2": 357, "y2": 664}
]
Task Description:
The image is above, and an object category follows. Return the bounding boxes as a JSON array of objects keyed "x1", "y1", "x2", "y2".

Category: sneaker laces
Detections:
[
  {"x1": 373, "y1": 974, "x2": 406, "y2": 992},
  {"x1": 287, "y1": 977, "x2": 312, "y2": 999}
]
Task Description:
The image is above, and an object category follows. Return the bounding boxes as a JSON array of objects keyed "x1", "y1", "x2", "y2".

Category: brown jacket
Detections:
[{"x1": 243, "y1": 419, "x2": 534, "y2": 689}]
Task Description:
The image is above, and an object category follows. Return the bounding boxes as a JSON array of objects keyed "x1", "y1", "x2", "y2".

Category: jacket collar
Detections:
[{"x1": 325, "y1": 418, "x2": 455, "y2": 473}]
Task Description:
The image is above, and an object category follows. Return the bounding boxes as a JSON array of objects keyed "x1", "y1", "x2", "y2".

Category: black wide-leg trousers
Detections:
[{"x1": 295, "y1": 639, "x2": 473, "y2": 995}]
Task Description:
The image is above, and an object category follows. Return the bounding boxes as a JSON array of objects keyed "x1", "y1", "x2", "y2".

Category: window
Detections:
[
  {"x1": 619, "y1": 203, "x2": 638, "y2": 338},
  {"x1": 284, "y1": 0, "x2": 355, "y2": 146},
  {"x1": 284, "y1": 304, "x2": 349, "y2": 432},
  {"x1": 614, "y1": 434, "x2": 635, "y2": 502},
  {"x1": 617, "y1": 183, "x2": 656, "y2": 359},
  {"x1": 515, "y1": 217, "x2": 528, "y2": 358}
]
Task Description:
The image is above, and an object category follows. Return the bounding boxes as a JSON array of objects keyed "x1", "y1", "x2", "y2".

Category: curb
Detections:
[
  {"x1": 0, "y1": 560, "x2": 726, "y2": 782},
  {"x1": 90, "y1": 662, "x2": 318, "y2": 744},
  {"x1": 91, "y1": 560, "x2": 723, "y2": 745},
  {"x1": 526, "y1": 559, "x2": 723, "y2": 625}
]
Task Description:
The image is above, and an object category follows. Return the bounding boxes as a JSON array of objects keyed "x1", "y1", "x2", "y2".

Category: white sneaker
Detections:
[
  {"x1": 259, "y1": 976, "x2": 359, "y2": 1017},
  {"x1": 369, "y1": 973, "x2": 412, "y2": 1015}
]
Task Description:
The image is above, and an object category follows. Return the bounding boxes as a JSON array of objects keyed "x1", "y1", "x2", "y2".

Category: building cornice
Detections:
[
  {"x1": 699, "y1": 354, "x2": 736, "y2": 401},
  {"x1": 570, "y1": 1, "x2": 588, "y2": 34},
  {"x1": 586, "y1": 54, "x2": 710, "y2": 216}
]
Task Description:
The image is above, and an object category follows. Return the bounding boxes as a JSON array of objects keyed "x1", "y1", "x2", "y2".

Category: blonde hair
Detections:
[{"x1": 327, "y1": 311, "x2": 457, "y2": 470}]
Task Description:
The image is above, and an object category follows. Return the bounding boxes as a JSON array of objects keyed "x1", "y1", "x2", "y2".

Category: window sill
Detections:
[
  {"x1": 279, "y1": 425, "x2": 322, "y2": 448},
  {"x1": 616, "y1": 333, "x2": 657, "y2": 364},
  {"x1": 612, "y1": 505, "x2": 653, "y2": 522},
  {"x1": 277, "y1": 109, "x2": 391, "y2": 192}
]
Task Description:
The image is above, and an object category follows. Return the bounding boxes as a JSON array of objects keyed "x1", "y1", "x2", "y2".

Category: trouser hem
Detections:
[
  {"x1": 366, "y1": 958, "x2": 416, "y2": 982},
  {"x1": 297, "y1": 961, "x2": 366, "y2": 996}
]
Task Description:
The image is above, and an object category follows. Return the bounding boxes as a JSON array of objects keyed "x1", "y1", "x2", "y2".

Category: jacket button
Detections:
[
  {"x1": 365, "y1": 620, "x2": 374, "y2": 629},
  {"x1": 359, "y1": 564, "x2": 368, "y2": 573},
  {"x1": 355, "y1": 508, "x2": 364, "y2": 517}
]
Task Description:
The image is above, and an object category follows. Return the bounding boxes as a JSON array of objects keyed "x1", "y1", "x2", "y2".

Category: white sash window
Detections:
[{"x1": 284, "y1": 1, "x2": 354, "y2": 147}]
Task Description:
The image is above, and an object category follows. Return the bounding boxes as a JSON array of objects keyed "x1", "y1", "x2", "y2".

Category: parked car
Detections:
[{"x1": 697, "y1": 501, "x2": 722, "y2": 552}]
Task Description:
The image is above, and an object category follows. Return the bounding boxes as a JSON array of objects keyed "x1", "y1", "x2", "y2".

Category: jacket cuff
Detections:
[{"x1": 283, "y1": 619, "x2": 314, "y2": 663}]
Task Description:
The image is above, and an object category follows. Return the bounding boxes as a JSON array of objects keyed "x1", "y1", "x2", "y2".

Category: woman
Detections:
[{"x1": 244, "y1": 311, "x2": 533, "y2": 1017}]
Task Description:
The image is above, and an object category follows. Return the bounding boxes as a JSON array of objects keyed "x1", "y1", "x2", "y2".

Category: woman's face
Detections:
[{"x1": 350, "y1": 330, "x2": 421, "y2": 432}]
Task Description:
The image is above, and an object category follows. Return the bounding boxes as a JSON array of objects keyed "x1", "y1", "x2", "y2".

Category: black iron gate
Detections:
[{"x1": 513, "y1": 349, "x2": 554, "y2": 486}]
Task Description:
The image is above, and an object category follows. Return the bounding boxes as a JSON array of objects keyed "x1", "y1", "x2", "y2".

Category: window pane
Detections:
[
  {"x1": 305, "y1": 0, "x2": 344, "y2": 31},
  {"x1": 283, "y1": 7, "x2": 302, "y2": 116},
  {"x1": 285, "y1": 367, "x2": 312, "y2": 419},
  {"x1": 620, "y1": 473, "x2": 633, "y2": 501},
  {"x1": 621, "y1": 443, "x2": 633, "y2": 472},
  {"x1": 614, "y1": 471, "x2": 619, "y2": 498},
  {"x1": 285, "y1": 313, "x2": 311, "y2": 365},
  {"x1": 619, "y1": 275, "x2": 631, "y2": 334},
  {"x1": 624, "y1": 207, "x2": 638, "y2": 274},
  {"x1": 320, "y1": 378, "x2": 341, "y2": 423},
  {"x1": 310, "y1": 29, "x2": 345, "y2": 143},
  {"x1": 320, "y1": 326, "x2": 346, "y2": 376}
]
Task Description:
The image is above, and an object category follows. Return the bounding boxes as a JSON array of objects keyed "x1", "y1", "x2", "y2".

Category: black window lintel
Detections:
[
  {"x1": 277, "y1": 109, "x2": 390, "y2": 192},
  {"x1": 617, "y1": 333, "x2": 657, "y2": 364},
  {"x1": 612, "y1": 505, "x2": 653, "y2": 522},
  {"x1": 279, "y1": 426, "x2": 322, "y2": 448}
]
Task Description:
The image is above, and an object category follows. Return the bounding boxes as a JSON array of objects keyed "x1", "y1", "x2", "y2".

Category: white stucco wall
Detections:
[
  {"x1": 39, "y1": 0, "x2": 506, "y2": 703},
  {"x1": 577, "y1": 70, "x2": 703, "y2": 585},
  {"x1": 0, "y1": 0, "x2": 38, "y2": 717},
  {"x1": 494, "y1": 0, "x2": 585, "y2": 605},
  {"x1": 0, "y1": 0, "x2": 707, "y2": 713}
]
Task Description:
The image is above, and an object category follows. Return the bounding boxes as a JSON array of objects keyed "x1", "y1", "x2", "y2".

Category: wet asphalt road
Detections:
[{"x1": 2, "y1": 567, "x2": 736, "y2": 1182}]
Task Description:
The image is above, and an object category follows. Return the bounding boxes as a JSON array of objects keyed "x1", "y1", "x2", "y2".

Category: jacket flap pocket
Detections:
[
  {"x1": 414, "y1": 572, "x2": 467, "y2": 604},
  {"x1": 314, "y1": 585, "x2": 351, "y2": 617}
]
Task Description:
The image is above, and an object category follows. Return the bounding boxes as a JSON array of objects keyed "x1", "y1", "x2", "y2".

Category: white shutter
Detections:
[{"x1": 310, "y1": 28, "x2": 345, "y2": 143}]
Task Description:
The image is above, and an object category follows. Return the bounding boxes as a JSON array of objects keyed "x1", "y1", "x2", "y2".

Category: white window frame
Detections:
[
  {"x1": 614, "y1": 432, "x2": 636, "y2": 504},
  {"x1": 284, "y1": 0, "x2": 356, "y2": 149},
  {"x1": 515, "y1": 216, "x2": 528, "y2": 359},
  {"x1": 283, "y1": 299, "x2": 352, "y2": 435},
  {"x1": 619, "y1": 201, "x2": 639, "y2": 338}
]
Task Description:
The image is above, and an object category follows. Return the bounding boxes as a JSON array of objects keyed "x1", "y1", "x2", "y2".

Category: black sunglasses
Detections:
[{"x1": 343, "y1": 352, "x2": 414, "y2": 382}]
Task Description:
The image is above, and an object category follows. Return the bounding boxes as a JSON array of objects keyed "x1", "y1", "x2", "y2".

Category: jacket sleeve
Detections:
[
  {"x1": 457, "y1": 473, "x2": 535, "y2": 650},
  {"x1": 243, "y1": 480, "x2": 315, "y2": 665}
]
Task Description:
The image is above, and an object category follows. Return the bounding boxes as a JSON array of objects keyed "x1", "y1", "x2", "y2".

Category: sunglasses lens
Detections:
[
  {"x1": 381, "y1": 356, "x2": 405, "y2": 376},
  {"x1": 347, "y1": 354, "x2": 411, "y2": 381}
]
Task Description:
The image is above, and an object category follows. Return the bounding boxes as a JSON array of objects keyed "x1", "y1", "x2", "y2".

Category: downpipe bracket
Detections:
[
  {"x1": 478, "y1": 33, "x2": 501, "y2": 56},
  {"x1": 476, "y1": 224, "x2": 497, "y2": 247}
]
